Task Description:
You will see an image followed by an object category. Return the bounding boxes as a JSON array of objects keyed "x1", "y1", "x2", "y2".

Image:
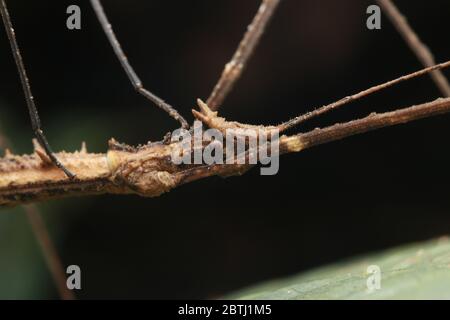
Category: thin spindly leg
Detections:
[
  {"x1": 90, "y1": 0, "x2": 189, "y2": 129},
  {"x1": 207, "y1": 0, "x2": 281, "y2": 111},
  {"x1": 0, "y1": 0, "x2": 74, "y2": 178}
]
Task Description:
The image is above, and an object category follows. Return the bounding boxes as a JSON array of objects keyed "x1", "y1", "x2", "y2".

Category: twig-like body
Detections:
[
  {"x1": 2, "y1": 97, "x2": 450, "y2": 207},
  {"x1": 288, "y1": 97, "x2": 450, "y2": 150}
]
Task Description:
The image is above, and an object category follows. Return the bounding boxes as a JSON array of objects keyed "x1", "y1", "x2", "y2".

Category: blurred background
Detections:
[{"x1": 0, "y1": 0, "x2": 449, "y2": 299}]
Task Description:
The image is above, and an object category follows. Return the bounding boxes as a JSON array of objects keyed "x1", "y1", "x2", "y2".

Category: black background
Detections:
[{"x1": 0, "y1": 0, "x2": 449, "y2": 299}]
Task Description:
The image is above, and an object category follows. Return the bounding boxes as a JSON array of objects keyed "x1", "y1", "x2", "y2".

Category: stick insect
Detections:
[
  {"x1": 2, "y1": 0, "x2": 449, "y2": 300},
  {"x1": 0, "y1": 0, "x2": 189, "y2": 179},
  {"x1": 1, "y1": 0, "x2": 450, "y2": 205}
]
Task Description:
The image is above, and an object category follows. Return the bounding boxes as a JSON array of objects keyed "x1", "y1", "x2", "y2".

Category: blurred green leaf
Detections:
[{"x1": 229, "y1": 237, "x2": 450, "y2": 300}]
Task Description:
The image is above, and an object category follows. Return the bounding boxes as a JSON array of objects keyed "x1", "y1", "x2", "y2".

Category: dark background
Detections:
[{"x1": 0, "y1": 0, "x2": 449, "y2": 299}]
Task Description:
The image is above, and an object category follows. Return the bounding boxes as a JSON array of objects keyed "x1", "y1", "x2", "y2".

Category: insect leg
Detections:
[
  {"x1": 90, "y1": 0, "x2": 189, "y2": 129},
  {"x1": 0, "y1": 0, "x2": 75, "y2": 178}
]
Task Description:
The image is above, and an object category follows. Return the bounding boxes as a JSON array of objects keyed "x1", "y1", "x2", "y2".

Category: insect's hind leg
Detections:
[{"x1": 0, "y1": 0, "x2": 75, "y2": 178}]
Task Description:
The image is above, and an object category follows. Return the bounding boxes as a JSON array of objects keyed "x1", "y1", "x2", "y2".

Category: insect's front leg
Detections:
[{"x1": 0, "y1": 0, "x2": 75, "y2": 179}]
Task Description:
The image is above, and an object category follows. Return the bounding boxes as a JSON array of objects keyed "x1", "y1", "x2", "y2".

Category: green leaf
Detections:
[{"x1": 229, "y1": 237, "x2": 450, "y2": 300}]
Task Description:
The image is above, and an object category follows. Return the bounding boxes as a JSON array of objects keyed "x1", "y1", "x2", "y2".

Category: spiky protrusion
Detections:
[
  {"x1": 80, "y1": 141, "x2": 88, "y2": 154},
  {"x1": 32, "y1": 139, "x2": 52, "y2": 165},
  {"x1": 192, "y1": 99, "x2": 278, "y2": 136}
]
